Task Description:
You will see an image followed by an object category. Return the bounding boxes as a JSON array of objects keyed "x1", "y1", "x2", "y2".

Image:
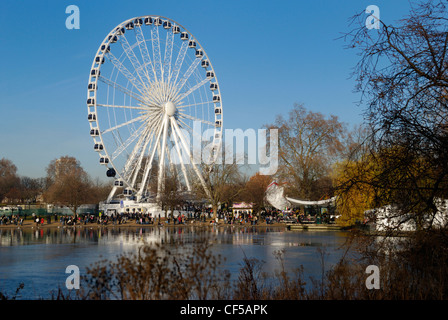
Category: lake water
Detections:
[{"x1": 0, "y1": 226, "x2": 352, "y2": 299}]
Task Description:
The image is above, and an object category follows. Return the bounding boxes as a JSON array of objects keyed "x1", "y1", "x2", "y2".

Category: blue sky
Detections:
[{"x1": 0, "y1": 0, "x2": 413, "y2": 180}]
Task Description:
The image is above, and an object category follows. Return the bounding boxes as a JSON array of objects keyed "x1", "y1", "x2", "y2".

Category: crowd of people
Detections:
[
  {"x1": 0, "y1": 214, "x2": 24, "y2": 226},
  {"x1": 0, "y1": 205, "x2": 336, "y2": 227}
]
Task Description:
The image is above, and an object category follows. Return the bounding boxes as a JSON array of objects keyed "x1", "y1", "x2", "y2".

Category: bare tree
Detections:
[
  {"x1": 156, "y1": 174, "x2": 186, "y2": 219},
  {"x1": 342, "y1": 0, "x2": 448, "y2": 229},
  {"x1": 192, "y1": 162, "x2": 247, "y2": 219},
  {"x1": 265, "y1": 103, "x2": 348, "y2": 200},
  {"x1": 19, "y1": 177, "x2": 45, "y2": 204},
  {"x1": 44, "y1": 156, "x2": 96, "y2": 214},
  {"x1": 0, "y1": 158, "x2": 20, "y2": 203},
  {"x1": 241, "y1": 172, "x2": 272, "y2": 215}
]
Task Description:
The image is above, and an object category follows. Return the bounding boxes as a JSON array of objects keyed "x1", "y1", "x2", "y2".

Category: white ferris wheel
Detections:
[{"x1": 87, "y1": 16, "x2": 222, "y2": 204}]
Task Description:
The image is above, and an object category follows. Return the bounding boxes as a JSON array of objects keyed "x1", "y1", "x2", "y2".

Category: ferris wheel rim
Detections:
[{"x1": 87, "y1": 15, "x2": 223, "y2": 200}]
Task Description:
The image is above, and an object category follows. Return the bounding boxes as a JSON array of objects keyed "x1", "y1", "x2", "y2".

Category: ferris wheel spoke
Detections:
[
  {"x1": 147, "y1": 81, "x2": 167, "y2": 106},
  {"x1": 175, "y1": 117, "x2": 193, "y2": 132},
  {"x1": 118, "y1": 32, "x2": 151, "y2": 91},
  {"x1": 105, "y1": 51, "x2": 147, "y2": 95},
  {"x1": 111, "y1": 121, "x2": 147, "y2": 161},
  {"x1": 170, "y1": 40, "x2": 189, "y2": 86},
  {"x1": 151, "y1": 25, "x2": 163, "y2": 82},
  {"x1": 178, "y1": 112, "x2": 216, "y2": 127},
  {"x1": 102, "y1": 114, "x2": 147, "y2": 135},
  {"x1": 176, "y1": 78, "x2": 210, "y2": 102},
  {"x1": 174, "y1": 58, "x2": 202, "y2": 94},
  {"x1": 175, "y1": 117, "x2": 207, "y2": 144},
  {"x1": 177, "y1": 100, "x2": 211, "y2": 109},
  {"x1": 134, "y1": 25, "x2": 157, "y2": 84},
  {"x1": 97, "y1": 103, "x2": 148, "y2": 111},
  {"x1": 137, "y1": 105, "x2": 161, "y2": 113},
  {"x1": 163, "y1": 28, "x2": 175, "y2": 82},
  {"x1": 99, "y1": 76, "x2": 148, "y2": 105}
]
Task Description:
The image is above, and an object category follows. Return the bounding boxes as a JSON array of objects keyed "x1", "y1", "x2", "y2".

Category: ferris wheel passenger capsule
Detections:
[
  {"x1": 100, "y1": 157, "x2": 109, "y2": 164},
  {"x1": 106, "y1": 168, "x2": 116, "y2": 177},
  {"x1": 180, "y1": 32, "x2": 189, "y2": 40},
  {"x1": 154, "y1": 17, "x2": 162, "y2": 26},
  {"x1": 94, "y1": 143, "x2": 103, "y2": 151},
  {"x1": 196, "y1": 49, "x2": 204, "y2": 58},
  {"x1": 214, "y1": 107, "x2": 222, "y2": 114},
  {"x1": 125, "y1": 22, "x2": 134, "y2": 30},
  {"x1": 163, "y1": 20, "x2": 172, "y2": 29},
  {"x1": 201, "y1": 60, "x2": 209, "y2": 68},
  {"x1": 114, "y1": 180, "x2": 124, "y2": 187},
  {"x1": 116, "y1": 27, "x2": 125, "y2": 35},
  {"x1": 90, "y1": 129, "x2": 99, "y2": 136},
  {"x1": 210, "y1": 83, "x2": 218, "y2": 91},
  {"x1": 90, "y1": 68, "x2": 100, "y2": 77},
  {"x1": 95, "y1": 56, "x2": 105, "y2": 64},
  {"x1": 206, "y1": 71, "x2": 214, "y2": 79},
  {"x1": 100, "y1": 44, "x2": 110, "y2": 52},
  {"x1": 87, "y1": 113, "x2": 96, "y2": 121},
  {"x1": 134, "y1": 18, "x2": 143, "y2": 26},
  {"x1": 188, "y1": 40, "x2": 196, "y2": 48},
  {"x1": 108, "y1": 35, "x2": 118, "y2": 43},
  {"x1": 213, "y1": 94, "x2": 221, "y2": 103},
  {"x1": 172, "y1": 25, "x2": 180, "y2": 34},
  {"x1": 87, "y1": 98, "x2": 95, "y2": 106},
  {"x1": 88, "y1": 83, "x2": 96, "y2": 91},
  {"x1": 144, "y1": 17, "x2": 153, "y2": 25},
  {"x1": 215, "y1": 120, "x2": 222, "y2": 127}
]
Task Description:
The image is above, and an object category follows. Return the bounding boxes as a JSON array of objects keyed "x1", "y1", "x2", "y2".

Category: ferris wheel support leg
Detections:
[
  {"x1": 106, "y1": 186, "x2": 118, "y2": 203},
  {"x1": 171, "y1": 117, "x2": 212, "y2": 199},
  {"x1": 157, "y1": 115, "x2": 169, "y2": 199},
  {"x1": 137, "y1": 115, "x2": 165, "y2": 198},
  {"x1": 170, "y1": 120, "x2": 191, "y2": 191}
]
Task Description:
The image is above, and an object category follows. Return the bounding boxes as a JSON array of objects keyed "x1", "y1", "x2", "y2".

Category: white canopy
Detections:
[
  {"x1": 265, "y1": 182, "x2": 291, "y2": 210},
  {"x1": 266, "y1": 182, "x2": 335, "y2": 210},
  {"x1": 286, "y1": 196, "x2": 335, "y2": 206}
]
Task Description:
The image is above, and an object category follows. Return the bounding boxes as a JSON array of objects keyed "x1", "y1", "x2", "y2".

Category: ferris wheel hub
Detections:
[{"x1": 164, "y1": 101, "x2": 176, "y2": 117}]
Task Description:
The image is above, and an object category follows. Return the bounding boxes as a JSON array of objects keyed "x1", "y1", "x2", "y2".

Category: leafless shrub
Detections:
[{"x1": 78, "y1": 235, "x2": 231, "y2": 300}]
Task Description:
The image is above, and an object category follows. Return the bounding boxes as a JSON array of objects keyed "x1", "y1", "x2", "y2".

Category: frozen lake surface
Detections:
[{"x1": 0, "y1": 226, "x2": 352, "y2": 299}]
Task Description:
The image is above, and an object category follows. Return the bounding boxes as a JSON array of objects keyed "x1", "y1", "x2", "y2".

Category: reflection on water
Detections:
[
  {"x1": 0, "y1": 226, "x2": 347, "y2": 247},
  {"x1": 0, "y1": 226, "x2": 351, "y2": 299}
]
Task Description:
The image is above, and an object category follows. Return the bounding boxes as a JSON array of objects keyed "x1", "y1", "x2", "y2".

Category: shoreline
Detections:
[{"x1": 0, "y1": 218, "x2": 292, "y2": 230}]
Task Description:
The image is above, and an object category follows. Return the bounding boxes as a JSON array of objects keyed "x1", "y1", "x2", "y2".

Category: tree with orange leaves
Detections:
[{"x1": 242, "y1": 172, "x2": 272, "y2": 215}]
